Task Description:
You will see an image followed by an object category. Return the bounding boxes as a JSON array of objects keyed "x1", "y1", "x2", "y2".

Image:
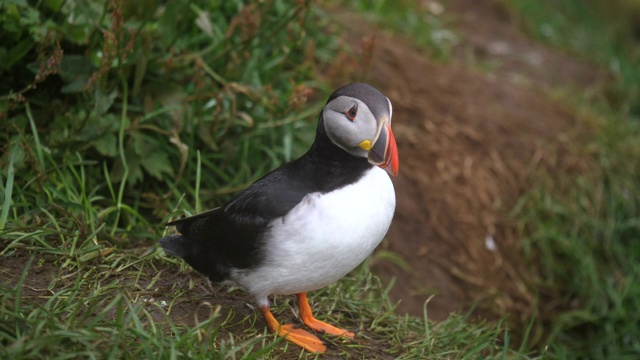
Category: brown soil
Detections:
[{"x1": 330, "y1": 0, "x2": 601, "y2": 324}]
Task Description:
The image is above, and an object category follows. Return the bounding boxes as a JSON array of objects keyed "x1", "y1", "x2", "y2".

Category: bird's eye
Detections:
[{"x1": 345, "y1": 104, "x2": 358, "y2": 121}]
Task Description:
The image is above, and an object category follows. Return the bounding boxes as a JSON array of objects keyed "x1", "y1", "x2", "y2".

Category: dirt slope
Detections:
[{"x1": 332, "y1": 0, "x2": 600, "y2": 322}]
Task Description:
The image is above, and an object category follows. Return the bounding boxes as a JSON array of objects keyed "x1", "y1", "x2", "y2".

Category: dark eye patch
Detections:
[{"x1": 345, "y1": 104, "x2": 358, "y2": 121}]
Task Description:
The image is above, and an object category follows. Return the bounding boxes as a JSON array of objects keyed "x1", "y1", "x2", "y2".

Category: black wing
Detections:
[
  {"x1": 223, "y1": 162, "x2": 316, "y2": 221},
  {"x1": 161, "y1": 158, "x2": 317, "y2": 281}
]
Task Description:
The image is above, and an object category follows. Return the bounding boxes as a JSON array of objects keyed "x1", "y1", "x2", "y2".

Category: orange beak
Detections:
[{"x1": 367, "y1": 120, "x2": 399, "y2": 176}]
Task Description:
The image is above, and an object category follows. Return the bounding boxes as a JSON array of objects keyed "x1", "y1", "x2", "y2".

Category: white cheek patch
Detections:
[{"x1": 324, "y1": 101, "x2": 377, "y2": 158}]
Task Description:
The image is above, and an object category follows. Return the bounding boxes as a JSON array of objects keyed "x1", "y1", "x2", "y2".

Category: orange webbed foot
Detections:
[
  {"x1": 260, "y1": 305, "x2": 327, "y2": 353},
  {"x1": 278, "y1": 324, "x2": 327, "y2": 353},
  {"x1": 297, "y1": 293, "x2": 356, "y2": 339}
]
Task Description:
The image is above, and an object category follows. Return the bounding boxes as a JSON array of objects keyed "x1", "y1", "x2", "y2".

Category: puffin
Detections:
[{"x1": 160, "y1": 83, "x2": 399, "y2": 353}]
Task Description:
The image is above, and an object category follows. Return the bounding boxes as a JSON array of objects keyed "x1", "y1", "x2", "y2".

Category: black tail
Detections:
[
  {"x1": 159, "y1": 234, "x2": 229, "y2": 282},
  {"x1": 159, "y1": 234, "x2": 191, "y2": 258}
]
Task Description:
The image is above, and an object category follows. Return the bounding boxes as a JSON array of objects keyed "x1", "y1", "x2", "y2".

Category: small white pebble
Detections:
[
  {"x1": 485, "y1": 235, "x2": 497, "y2": 252},
  {"x1": 426, "y1": 1, "x2": 444, "y2": 15}
]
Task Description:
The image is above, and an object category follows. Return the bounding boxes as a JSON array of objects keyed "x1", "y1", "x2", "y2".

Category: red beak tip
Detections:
[{"x1": 388, "y1": 126, "x2": 399, "y2": 177}]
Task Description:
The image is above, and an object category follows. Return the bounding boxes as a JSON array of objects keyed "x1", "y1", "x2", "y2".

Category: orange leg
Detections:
[
  {"x1": 259, "y1": 305, "x2": 326, "y2": 353},
  {"x1": 296, "y1": 293, "x2": 355, "y2": 339}
]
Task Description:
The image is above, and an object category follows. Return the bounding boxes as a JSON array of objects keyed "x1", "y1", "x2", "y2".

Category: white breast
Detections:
[{"x1": 230, "y1": 167, "x2": 395, "y2": 307}]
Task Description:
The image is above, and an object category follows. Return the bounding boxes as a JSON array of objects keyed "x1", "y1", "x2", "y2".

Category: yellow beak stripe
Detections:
[{"x1": 359, "y1": 140, "x2": 372, "y2": 151}]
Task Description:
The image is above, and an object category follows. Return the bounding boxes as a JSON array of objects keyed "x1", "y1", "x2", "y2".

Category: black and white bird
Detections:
[{"x1": 160, "y1": 83, "x2": 399, "y2": 353}]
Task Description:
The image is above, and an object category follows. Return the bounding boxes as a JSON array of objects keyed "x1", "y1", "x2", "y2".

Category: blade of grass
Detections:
[
  {"x1": 0, "y1": 145, "x2": 17, "y2": 231},
  {"x1": 25, "y1": 102, "x2": 44, "y2": 167},
  {"x1": 13, "y1": 255, "x2": 35, "y2": 312},
  {"x1": 112, "y1": 77, "x2": 130, "y2": 235},
  {"x1": 195, "y1": 150, "x2": 202, "y2": 213}
]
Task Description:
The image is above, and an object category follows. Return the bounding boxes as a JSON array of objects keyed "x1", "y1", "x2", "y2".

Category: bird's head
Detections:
[{"x1": 322, "y1": 83, "x2": 399, "y2": 176}]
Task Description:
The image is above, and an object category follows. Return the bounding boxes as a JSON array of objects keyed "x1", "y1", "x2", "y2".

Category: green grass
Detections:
[
  {"x1": 0, "y1": 249, "x2": 525, "y2": 359},
  {"x1": 0, "y1": 253, "x2": 277, "y2": 359},
  {"x1": 497, "y1": 0, "x2": 640, "y2": 358},
  {"x1": 512, "y1": 114, "x2": 640, "y2": 358}
]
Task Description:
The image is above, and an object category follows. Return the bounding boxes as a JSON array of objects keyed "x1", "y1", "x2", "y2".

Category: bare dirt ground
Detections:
[{"x1": 333, "y1": 0, "x2": 602, "y2": 324}]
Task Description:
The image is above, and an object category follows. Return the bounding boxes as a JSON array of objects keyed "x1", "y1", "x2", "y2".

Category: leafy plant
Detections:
[{"x1": 1, "y1": 0, "x2": 331, "y2": 245}]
